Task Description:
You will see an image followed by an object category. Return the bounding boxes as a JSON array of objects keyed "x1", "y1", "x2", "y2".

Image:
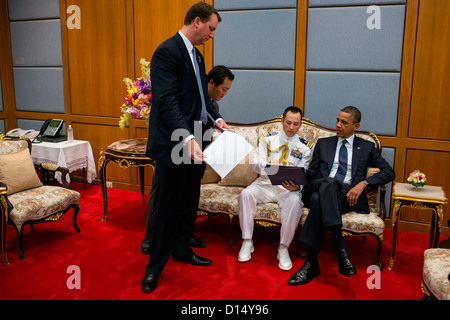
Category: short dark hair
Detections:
[
  {"x1": 283, "y1": 106, "x2": 303, "y2": 119},
  {"x1": 340, "y1": 106, "x2": 361, "y2": 124},
  {"x1": 184, "y1": 2, "x2": 221, "y2": 25},
  {"x1": 207, "y1": 65, "x2": 234, "y2": 86}
]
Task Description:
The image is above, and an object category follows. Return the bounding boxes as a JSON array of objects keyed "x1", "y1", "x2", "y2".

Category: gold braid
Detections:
[{"x1": 263, "y1": 136, "x2": 289, "y2": 165}]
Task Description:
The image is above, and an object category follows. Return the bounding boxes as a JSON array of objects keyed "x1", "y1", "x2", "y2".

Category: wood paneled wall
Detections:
[
  {"x1": 66, "y1": 0, "x2": 128, "y2": 118},
  {"x1": 0, "y1": 0, "x2": 15, "y2": 128},
  {"x1": 60, "y1": 0, "x2": 211, "y2": 191},
  {"x1": 0, "y1": 0, "x2": 448, "y2": 235},
  {"x1": 382, "y1": 0, "x2": 450, "y2": 235},
  {"x1": 408, "y1": 0, "x2": 450, "y2": 141}
]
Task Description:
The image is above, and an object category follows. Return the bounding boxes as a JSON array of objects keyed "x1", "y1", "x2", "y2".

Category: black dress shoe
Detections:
[
  {"x1": 172, "y1": 253, "x2": 212, "y2": 266},
  {"x1": 287, "y1": 260, "x2": 320, "y2": 286},
  {"x1": 141, "y1": 273, "x2": 157, "y2": 293},
  {"x1": 336, "y1": 248, "x2": 357, "y2": 277},
  {"x1": 190, "y1": 237, "x2": 206, "y2": 248}
]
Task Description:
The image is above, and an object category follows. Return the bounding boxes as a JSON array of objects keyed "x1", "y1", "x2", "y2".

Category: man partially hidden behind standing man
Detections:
[
  {"x1": 287, "y1": 106, "x2": 395, "y2": 286},
  {"x1": 142, "y1": 2, "x2": 227, "y2": 293}
]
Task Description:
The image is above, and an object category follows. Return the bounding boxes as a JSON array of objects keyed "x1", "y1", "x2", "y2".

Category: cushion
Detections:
[
  {"x1": 201, "y1": 165, "x2": 221, "y2": 184},
  {"x1": 0, "y1": 148, "x2": 43, "y2": 195},
  {"x1": 198, "y1": 183, "x2": 282, "y2": 223},
  {"x1": 199, "y1": 183, "x2": 243, "y2": 215},
  {"x1": 341, "y1": 211, "x2": 384, "y2": 235},
  {"x1": 423, "y1": 248, "x2": 450, "y2": 300},
  {"x1": 227, "y1": 125, "x2": 261, "y2": 147},
  {"x1": 218, "y1": 149, "x2": 258, "y2": 187},
  {"x1": 108, "y1": 138, "x2": 147, "y2": 153},
  {"x1": 299, "y1": 209, "x2": 384, "y2": 236},
  {"x1": 8, "y1": 185, "x2": 81, "y2": 226}
]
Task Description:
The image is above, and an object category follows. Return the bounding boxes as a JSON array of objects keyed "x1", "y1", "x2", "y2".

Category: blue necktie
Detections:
[
  {"x1": 192, "y1": 48, "x2": 207, "y2": 124},
  {"x1": 334, "y1": 139, "x2": 348, "y2": 183}
]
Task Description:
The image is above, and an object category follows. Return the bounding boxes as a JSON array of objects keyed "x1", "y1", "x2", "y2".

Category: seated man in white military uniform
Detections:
[{"x1": 238, "y1": 106, "x2": 312, "y2": 270}]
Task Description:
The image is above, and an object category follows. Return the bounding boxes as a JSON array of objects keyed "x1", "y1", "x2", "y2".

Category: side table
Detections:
[
  {"x1": 31, "y1": 140, "x2": 97, "y2": 189},
  {"x1": 98, "y1": 138, "x2": 155, "y2": 221},
  {"x1": 389, "y1": 182, "x2": 448, "y2": 271}
]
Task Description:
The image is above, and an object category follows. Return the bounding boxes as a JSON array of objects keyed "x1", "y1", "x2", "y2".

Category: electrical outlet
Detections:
[{"x1": 106, "y1": 182, "x2": 113, "y2": 188}]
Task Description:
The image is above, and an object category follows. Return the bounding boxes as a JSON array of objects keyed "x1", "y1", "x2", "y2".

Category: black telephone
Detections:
[
  {"x1": 40, "y1": 119, "x2": 63, "y2": 137},
  {"x1": 35, "y1": 119, "x2": 66, "y2": 143}
]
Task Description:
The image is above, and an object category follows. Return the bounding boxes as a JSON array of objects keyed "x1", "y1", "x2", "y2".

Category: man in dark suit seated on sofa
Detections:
[{"x1": 287, "y1": 106, "x2": 395, "y2": 286}]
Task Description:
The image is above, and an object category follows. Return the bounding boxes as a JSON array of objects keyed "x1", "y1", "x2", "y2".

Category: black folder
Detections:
[{"x1": 265, "y1": 164, "x2": 308, "y2": 186}]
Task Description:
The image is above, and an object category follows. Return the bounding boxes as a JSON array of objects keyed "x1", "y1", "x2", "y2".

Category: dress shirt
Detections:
[{"x1": 178, "y1": 31, "x2": 196, "y2": 73}]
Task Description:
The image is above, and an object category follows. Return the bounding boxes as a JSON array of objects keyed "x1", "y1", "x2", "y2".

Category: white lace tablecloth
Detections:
[{"x1": 31, "y1": 140, "x2": 97, "y2": 184}]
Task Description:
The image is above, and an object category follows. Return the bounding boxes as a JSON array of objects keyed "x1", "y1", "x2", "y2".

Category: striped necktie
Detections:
[{"x1": 334, "y1": 139, "x2": 348, "y2": 183}]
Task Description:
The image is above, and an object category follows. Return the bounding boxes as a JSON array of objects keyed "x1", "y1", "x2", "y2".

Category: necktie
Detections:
[
  {"x1": 192, "y1": 48, "x2": 208, "y2": 124},
  {"x1": 334, "y1": 139, "x2": 348, "y2": 183}
]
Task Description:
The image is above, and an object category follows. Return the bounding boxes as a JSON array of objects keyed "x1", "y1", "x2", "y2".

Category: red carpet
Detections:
[{"x1": 0, "y1": 182, "x2": 443, "y2": 301}]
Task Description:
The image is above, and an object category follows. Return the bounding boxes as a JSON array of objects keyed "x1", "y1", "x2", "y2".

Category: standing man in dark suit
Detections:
[
  {"x1": 287, "y1": 106, "x2": 395, "y2": 286},
  {"x1": 142, "y1": 2, "x2": 227, "y2": 293},
  {"x1": 140, "y1": 65, "x2": 234, "y2": 255}
]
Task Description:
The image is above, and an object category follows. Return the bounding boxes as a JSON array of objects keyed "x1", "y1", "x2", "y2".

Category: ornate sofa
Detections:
[
  {"x1": 0, "y1": 135, "x2": 80, "y2": 265},
  {"x1": 198, "y1": 117, "x2": 389, "y2": 269}
]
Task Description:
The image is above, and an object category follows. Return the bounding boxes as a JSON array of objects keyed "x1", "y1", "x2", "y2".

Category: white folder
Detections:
[{"x1": 203, "y1": 131, "x2": 254, "y2": 179}]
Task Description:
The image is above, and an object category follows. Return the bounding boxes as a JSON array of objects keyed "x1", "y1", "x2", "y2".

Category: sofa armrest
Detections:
[
  {"x1": 0, "y1": 182, "x2": 13, "y2": 220},
  {"x1": 0, "y1": 181, "x2": 7, "y2": 194},
  {"x1": 365, "y1": 167, "x2": 388, "y2": 219},
  {"x1": 378, "y1": 183, "x2": 388, "y2": 220}
]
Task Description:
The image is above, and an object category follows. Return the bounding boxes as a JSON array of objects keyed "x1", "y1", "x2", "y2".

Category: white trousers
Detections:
[{"x1": 238, "y1": 182, "x2": 303, "y2": 247}]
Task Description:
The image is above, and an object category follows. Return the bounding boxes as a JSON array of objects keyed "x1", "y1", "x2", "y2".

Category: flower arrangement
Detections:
[
  {"x1": 119, "y1": 58, "x2": 151, "y2": 129},
  {"x1": 406, "y1": 170, "x2": 427, "y2": 187}
]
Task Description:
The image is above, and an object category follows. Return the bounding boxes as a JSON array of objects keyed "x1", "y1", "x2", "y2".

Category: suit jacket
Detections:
[
  {"x1": 146, "y1": 32, "x2": 221, "y2": 166},
  {"x1": 306, "y1": 135, "x2": 395, "y2": 213}
]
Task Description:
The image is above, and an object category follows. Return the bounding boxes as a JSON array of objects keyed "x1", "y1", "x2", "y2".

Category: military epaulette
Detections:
[
  {"x1": 264, "y1": 131, "x2": 278, "y2": 137},
  {"x1": 300, "y1": 138, "x2": 313, "y2": 149}
]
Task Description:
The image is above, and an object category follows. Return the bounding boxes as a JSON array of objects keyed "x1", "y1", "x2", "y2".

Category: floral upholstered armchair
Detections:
[
  {"x1": 0, "y1": 135, "x2": 81, "y2": 265},
  {"x1": 422, "y1": 248, "x2": 450, "y2": 300}
]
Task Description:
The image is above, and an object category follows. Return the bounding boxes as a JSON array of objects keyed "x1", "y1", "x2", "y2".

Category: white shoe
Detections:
[
  {"x1": 238, "y1": 240, "x2": 254, "y2": 262},
  {"x1": 277, "y1": 246, "x2": 292, "y2": 271}
]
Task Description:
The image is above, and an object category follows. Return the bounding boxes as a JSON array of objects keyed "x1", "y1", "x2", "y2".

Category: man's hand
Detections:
[
  {"x1": 282, "y1": 180, "x2": 299, "y2": 191},
  {"x1": 346, "y1": 181, "x2": 367, "y2": 207},
  {"x1": 217, "y1": 119, "x2": 229, "y2": 130},
  {"x1": 188, "y1": 139, "x2": 205, "y2": 163}
]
